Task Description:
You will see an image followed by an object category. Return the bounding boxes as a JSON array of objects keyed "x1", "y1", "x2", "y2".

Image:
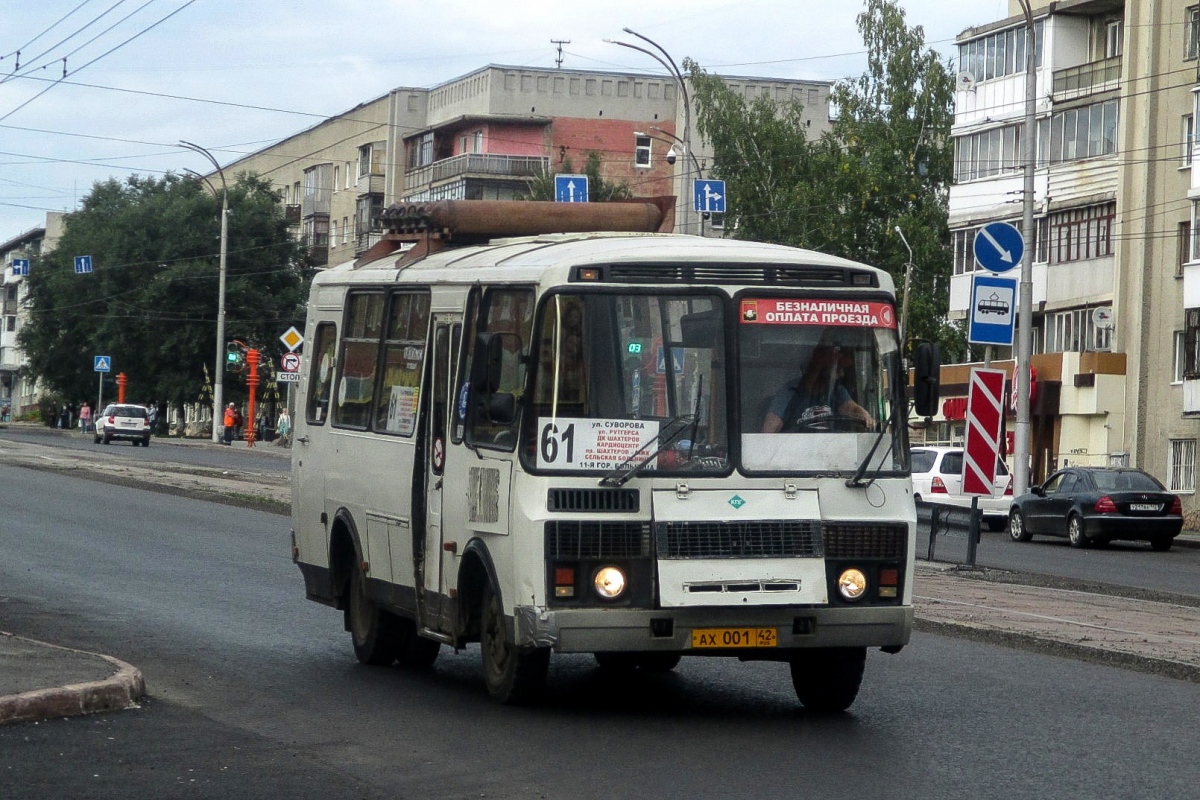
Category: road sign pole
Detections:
[
  {"x1": 1015, "y1": 0, "x2": 1037, "y2": 496},
  {"x1": 97, "y1": 374, "x2": 103, "y2": 424}
]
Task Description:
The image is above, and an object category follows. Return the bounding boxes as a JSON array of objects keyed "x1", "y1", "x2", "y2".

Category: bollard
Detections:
[
  {"x1": 926, "y1": 501, "x2": 939, "y2": 562},
  {"x1": 965, "y1": 496, "x2": 981, "y2": 567}
]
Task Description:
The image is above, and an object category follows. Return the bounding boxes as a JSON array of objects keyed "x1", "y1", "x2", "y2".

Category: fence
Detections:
[{"x1": 915, "y1": 500, "x2": 986, "y2": 566}]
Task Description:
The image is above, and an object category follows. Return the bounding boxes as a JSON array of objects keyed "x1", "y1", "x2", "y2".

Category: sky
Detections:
[{"x1": 0, "y1": 0, "x2": 1009, "y2": 243}]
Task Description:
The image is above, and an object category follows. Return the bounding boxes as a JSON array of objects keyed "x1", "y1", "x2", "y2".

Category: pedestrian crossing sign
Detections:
[{"x1": 94, "y1": 356, "x2": 111, "y2": 372}]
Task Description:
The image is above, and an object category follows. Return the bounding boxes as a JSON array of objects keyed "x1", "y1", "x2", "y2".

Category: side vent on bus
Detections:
[
  {"x1": 547, "y1": 488, "x2": 640, "y2": 513},
  {"x1": 598, "y1": 264, "x2": 875, "y2": 287},
  {"x1": 545, "y1": 521, "x2": 653, "y2": 558}
]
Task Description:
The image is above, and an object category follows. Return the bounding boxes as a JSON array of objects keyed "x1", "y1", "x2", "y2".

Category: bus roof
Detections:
[{"x1": 314, "y1": 232, "x2": 895, "y2": 295}]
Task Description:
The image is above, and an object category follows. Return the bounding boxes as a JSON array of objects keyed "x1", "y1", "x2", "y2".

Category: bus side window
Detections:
[
  {"x1": 306, "y1": 322, "x2": 338, "y2": 425},
  {"x1": 333, "y1": 291, "x2": 385, "y2": 430},
  {"x1": 372, "y1": 290, "x2": 431, "y2": 436}
]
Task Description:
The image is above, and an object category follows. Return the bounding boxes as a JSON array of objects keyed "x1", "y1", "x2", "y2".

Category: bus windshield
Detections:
[
  {"x1": 527, "y1": 292, "x2": 728, "y2": 474},
  {"x1": 736, "y1": 296, "x2": 907, "y2": 474}
]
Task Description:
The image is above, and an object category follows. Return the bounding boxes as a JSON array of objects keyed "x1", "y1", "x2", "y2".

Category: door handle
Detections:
[{"x1": 297, "y1": 435, "x2": 310, "y2": 444}]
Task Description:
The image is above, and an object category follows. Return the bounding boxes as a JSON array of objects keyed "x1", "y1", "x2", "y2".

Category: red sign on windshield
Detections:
[{"x1": 740, "y1": 299, "x2": 896, "y2": 328}]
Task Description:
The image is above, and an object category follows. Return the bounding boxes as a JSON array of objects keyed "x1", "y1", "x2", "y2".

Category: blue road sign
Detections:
[
  {"x1": 554, "y1": 174, "x2": 589, "y2": 203},
  {"x1": 11, "y1": 258, "x2": 30, "y2": 276},
  {"x1": 94, "y1": 355, "x2": 112, "y2": 372},
  {"x1": 968, "y1": 274, "x2": 1018, "y2": 347},
  {"x1": 973, "y1": 222, "x2": 1024, "y2": 273},
  {"x1": 74, "y1": 255, "x2": 93, "y2": 274},
  {"x1": 693, "y1": 179, "x2": 726, "y2": 213}
]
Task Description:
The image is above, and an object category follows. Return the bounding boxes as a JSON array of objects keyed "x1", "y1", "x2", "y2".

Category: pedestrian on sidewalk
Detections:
[
  {"x1": 276, "y1": 407, "x2": 291, "y2": 446},
  {"x1": 223, "y1": 403, "x2": 236, "y2": 445},
  {"x1": 79, "y1": 401, "x2": 92, "y2": 433}
]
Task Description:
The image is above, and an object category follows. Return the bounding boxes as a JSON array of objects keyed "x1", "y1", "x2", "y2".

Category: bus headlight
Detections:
[
  {"x1": 593, "y1": 566, "x2": 627, "y2": 600},
  {"x1": 837, "y1": 568, "x2": 868, "y2": 601}
]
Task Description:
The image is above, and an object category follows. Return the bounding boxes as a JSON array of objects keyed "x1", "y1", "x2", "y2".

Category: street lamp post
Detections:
[
  {"x1": 1014, "y1": 0, "x2": 1037, "y2": 496},
  {"x1": 893, "y1": 225, "x2": 915, "y2": 347},
  {"x1": 180, "y1": 141, "x2": 229, "y2": 444},
  {"x1": 647, "y1": 125, "x2": 706, "y2": 236},
  {"x1": 606, "y1": 29, "x2": 696, "y2": 235}
]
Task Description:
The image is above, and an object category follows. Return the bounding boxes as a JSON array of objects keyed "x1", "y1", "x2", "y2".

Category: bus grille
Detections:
[
  {"x1": 547, "y1": 488, "x2": 640, "y2": 512},
  {"x1": 822, "y1": 523, "x2": 908, "y2": 560},
  {"x1": 655, "y1": 521, "x2": 823, "y2": 559},
  {"x1": 545, "y1": 521, "x2": 652, "y2": 559}
]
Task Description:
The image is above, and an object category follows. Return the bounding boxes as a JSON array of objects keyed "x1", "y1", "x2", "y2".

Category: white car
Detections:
[
  {"x1": 94, "y1": 403, "x2": 152, "y2": 446},
  {"x1": 911, "y1": 445, "x2": 1013, "y2": 531}
]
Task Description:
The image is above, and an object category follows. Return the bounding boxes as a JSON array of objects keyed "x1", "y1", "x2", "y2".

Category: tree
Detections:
[
  {"x1": 521, "y1": 151, "x2": 634, "y2": 201},
  {"x1": 687, "y1": 0, "x2": 959, "y2": 353},
  {"x1": 19, "y1": 173, "x2": 311, "y2": 409}
]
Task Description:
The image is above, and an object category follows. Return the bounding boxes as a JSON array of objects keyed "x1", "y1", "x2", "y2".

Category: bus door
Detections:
[{"x1": 418, "y1": 316, "x2": 460, "y2": 627}]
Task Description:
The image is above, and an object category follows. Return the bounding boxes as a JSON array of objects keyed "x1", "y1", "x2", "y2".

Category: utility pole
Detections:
[
  {"x1": 1014, "y1": 0, "x2": 1037, "y2": 496},
  {"x1": 551, "y1": 39, "x2": 570, "y2": 69},
  {"x1": 180, "y1": 141, "x2": 229, "y2": 444}
]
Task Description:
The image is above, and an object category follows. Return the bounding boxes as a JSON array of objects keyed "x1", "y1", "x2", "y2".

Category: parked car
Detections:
[
  {"x1": 1008, "y1": 467, "x2": 1182, "y2": 551},
  {"x1": 94, "y1": 403, "x2": 151, "y2": 446},
  {"x1": 911, "y1": 445, "x2": 1013, "y2": 531}
]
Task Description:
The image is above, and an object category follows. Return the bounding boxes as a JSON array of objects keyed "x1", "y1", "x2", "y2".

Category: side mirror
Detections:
[
  {"x1": 471, "y1": 333, "x2": 518, "y2": 394},
  {"x1": 1031, "y1": 485, "x2": 1045, "y2": 497},
  {"x1": 488, "y1": 392, "x2": 516, "y2": 425},
  {"x1": 913, "y1": 342, "x2": 940, "y2": 417}
]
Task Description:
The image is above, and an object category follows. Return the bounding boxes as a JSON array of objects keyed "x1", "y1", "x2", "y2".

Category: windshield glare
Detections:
[{"x1": 527, "y1": 292, "x2": 727, "y2": 474}]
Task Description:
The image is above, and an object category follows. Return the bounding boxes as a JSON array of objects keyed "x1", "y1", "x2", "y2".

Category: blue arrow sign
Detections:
[
  {"x1": 74, "y1": 255, "x2": 93, "y2": 274},
  {"x1": 94, "y1": 355, "x2": 112, "y2": 372},
  {"x1": 11, "y1": 258, "x2": 30, "y2": 276},
  {"x1": 693, "y1": 180, "x2": 726, "y2": 213},
  {"x1": 554, "y1": 174, "x2": 588, "y2": 203},
  {"x1": 968, "y1": 274, "x2": 1017, "y2": 347},
  {"x1": 973, "y1": 222, "x2": 1024, "y2": 273}
]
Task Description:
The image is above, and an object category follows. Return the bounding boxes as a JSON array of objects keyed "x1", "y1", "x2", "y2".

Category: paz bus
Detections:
[{"x1": 290, "y1": 198, "x2": 939, "y2": 710}]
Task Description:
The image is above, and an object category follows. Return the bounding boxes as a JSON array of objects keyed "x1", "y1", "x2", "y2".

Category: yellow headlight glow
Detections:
[
  {"x1": 837, "y1": 568, "x2": 868, "y2": 601},
  {"x1": 593, "y1": 566, "x2": 627, "y2": 600}
]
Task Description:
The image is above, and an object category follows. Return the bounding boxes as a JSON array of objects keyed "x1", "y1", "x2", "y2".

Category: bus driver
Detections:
[{"x1": 761, "y1": 344, "x2": 874, "y2": 433}]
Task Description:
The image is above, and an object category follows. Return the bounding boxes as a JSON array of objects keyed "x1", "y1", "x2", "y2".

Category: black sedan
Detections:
[{"x1": 1008, "y1": 467, "x2": 1183, "y2": 551}]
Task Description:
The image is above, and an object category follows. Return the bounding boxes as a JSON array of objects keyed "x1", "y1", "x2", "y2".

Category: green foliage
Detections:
[
  {"x1": 687, "y1": 0, "x2": 959, "y2": 354},
  {"x1": 18, "y1": 173, "x2": 311, "y2": 406},
  {"x1": 521, "y1": 152, "x2": 633, "y2": 202}
]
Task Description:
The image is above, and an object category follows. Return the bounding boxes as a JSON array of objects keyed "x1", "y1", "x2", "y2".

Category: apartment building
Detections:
[
  {"x1": 219, "y1": 64, "x2": 833, "y2": 266},
  {"x1": 0, "y1": 212, "x2": 64, "y2": 416},
  {"x1": 943, "y1": 0, "x2": 1200, "y2": 511}
]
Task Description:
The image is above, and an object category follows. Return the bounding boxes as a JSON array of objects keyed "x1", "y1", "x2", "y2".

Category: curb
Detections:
[{"x1": 0, "y1": 635, "x2": 146, "y2": 726}]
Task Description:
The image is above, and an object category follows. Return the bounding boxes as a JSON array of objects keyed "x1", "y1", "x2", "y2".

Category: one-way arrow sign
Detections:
[
  {"x1": 554, "y1": 173, "x2": 589, "y2": 203},
  {"x1": 973, "y1": 222, "x2": 1024, "y2": 274}
]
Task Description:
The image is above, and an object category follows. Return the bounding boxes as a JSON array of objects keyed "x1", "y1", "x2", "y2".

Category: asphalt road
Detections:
[{"x1": 2, "y1": 463, "x2": 1199, "y2": 799}]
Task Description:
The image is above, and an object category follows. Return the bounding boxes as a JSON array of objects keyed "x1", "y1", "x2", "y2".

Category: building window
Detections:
[
  {"x1": 634, "y1": 135, "x2": 652, "y2": 168},
  {"x1": 953, "y1": 124, "x2": 1023, "y2": 182},
  {"x1": 1180, "y1": 221, "x2": 1192, "y2": 276},
  {"x1": 333, "y1": 165, "x2": 340, "y2": 192},
  {"x1": 1186, "y1": 308, "x2": 1200, "y2": 378},
  {"x1": 1105, "y1": 20, "x2": 1123, "y2": 58},
  {"x1": 1169, "y1": 439, "x2": 1197, "y2": 493},
  {"x1": 1044, "y1": 306, "x2": 1111, "y2": 353},
  {"x1": 1188, "y1": 6, "x2": 1200, "y2": 61},
  {"x1": 1048, "y1": 203, "x2": 1115, "y2": 264},
  {"x1": 5, "y1": 316, "x2": 14, "y2": 332},
  {"x1": 1185, "y1": 115, "x2": 1195, "y2": 166},
  {"x1": 1046, "y1": 100, "x2": 1119, "y2": 165},
  {"x1": 1175, "y1": 330, "x2": 1187, "y2": 383},
  {"x1": 957, "y1": 19, "x2": 1043, "y2": 83}
]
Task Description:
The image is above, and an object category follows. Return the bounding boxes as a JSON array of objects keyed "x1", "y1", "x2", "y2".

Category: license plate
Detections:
[
  {"x1": 1130, "y1": 503, "x2": 1160, "y2": 512},
  {"x1": 691, "y1": 627, "x2": 777, "y2": 649}
]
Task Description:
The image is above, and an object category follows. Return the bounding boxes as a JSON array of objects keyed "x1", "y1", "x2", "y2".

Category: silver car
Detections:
[{"x1": 94, "y1": 403, "x2": 151, "y2": 446}]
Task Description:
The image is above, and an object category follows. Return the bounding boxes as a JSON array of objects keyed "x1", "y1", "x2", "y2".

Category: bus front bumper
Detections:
[{"x1": 513, "y1": 604, "x2": 912, "y2": 654}]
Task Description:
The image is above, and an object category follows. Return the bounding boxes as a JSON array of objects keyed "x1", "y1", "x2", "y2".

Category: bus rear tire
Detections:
[
  {"x1": 346, "y1": 564, "x2": 401, "y2": 666},
  {"x1": 789, "y1": 647, "x2": 866, "y2": 712},
  {"x1": 481, "y1": 582, "x2": 548, "y2": 704}
]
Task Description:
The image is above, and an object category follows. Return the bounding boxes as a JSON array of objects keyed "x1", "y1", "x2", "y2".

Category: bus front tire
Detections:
[
  {"x1": 480, "y1": 582, "x2": 548, "y2": 704},
  {"x1": 346, "y1": 564, "x2": 400, "y2": 666},
  {"x1": 789, "y1": 647, "x2": 866, "y2": 712}
]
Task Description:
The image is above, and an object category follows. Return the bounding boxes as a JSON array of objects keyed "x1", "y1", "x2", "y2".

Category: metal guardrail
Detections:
[
  {"x1": 916, "y1": 500, "x2": 984, "y2": 566},
  {"x1": 405, "y1": 153, "x2": 549, "y2": 191}
]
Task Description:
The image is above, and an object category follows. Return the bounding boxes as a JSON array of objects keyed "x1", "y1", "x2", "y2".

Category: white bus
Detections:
[{"x1": 291, "y1": 199, "x2": 939, "y2": 710}]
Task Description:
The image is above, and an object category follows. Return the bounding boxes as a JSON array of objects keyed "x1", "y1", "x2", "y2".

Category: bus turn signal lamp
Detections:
[{"x1": 554, "y1": 566, "x2": 576, "y2": 598}]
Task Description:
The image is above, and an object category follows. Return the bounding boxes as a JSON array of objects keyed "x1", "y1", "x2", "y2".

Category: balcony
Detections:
[
  {"x1": 302, "y1": 233, "x2": 329, "y2": 267},
  {"x1": 406, "y1": 153, "x2": 549, "y2": 193},
  {"x1": 1052, "y1": 56, "x2": 1120, "y2": 102},
  {"x1": 284, "y1": 205, "x2": 301, "y2": 225},
  {"x1": 357, "y1": 173, "x2": 385, "y2": 195}
]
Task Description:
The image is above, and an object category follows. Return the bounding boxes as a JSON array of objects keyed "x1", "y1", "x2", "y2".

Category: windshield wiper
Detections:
[
  {"x1": 599, "y1": 412, "x2": 697, "y2": 487},
  {"x1": 845, "y1": 404, "x2": 898, "y2": 489}
]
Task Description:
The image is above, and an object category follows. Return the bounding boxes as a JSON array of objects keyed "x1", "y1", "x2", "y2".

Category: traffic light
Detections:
[{"x1": 226, "y1": 341, "x2": 246, "y2": 373}]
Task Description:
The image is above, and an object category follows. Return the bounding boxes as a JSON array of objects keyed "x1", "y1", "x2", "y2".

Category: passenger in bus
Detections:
[{"x1": 761, "y1": 345, "x2": 874, "y2": 433}]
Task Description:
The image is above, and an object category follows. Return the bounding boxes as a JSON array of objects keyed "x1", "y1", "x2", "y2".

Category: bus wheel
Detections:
[
  {"x1": 346, "y1": 564, "x2": 400, "y2": 666},
  {"x1": 594, "y1": 652, "x2": 681, "y2": 673},
  {"x1": 789, "y1": 647, "x2": 866, "y2": 712},
  {"x1": 397, "y1": 627, "x2": 441, "y2": 668},
  {"x1": 480, "y1": 582, "x2": 549, "y2": 704}
]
